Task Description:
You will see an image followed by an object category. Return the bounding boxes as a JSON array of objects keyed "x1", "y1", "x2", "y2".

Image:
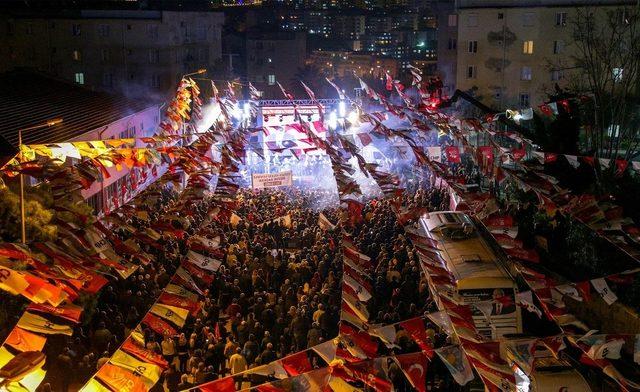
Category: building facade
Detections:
[
  {"x1": 0, "y1": 70, "x2": 162, "y2": 216},
  {"x1": 452, "y1": 0, "x2": 634, "y2": 109},
  {"x1": 246, "y1": 31, "x2": 307, "y2": 97},
  {"x1": 0, "y1": 10, "x2": 224, "y2": 101}
]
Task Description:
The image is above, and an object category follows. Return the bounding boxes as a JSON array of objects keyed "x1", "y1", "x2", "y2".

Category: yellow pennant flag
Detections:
[
  {"x1": 7, "y1": 367, "x2": 47, "y2": 392},
  {"x1": 17, "y1": 312, "x2": 73, "y2": 336},
  {"x1": 150, "y1": 303, "x2": 190, "y2": 328},
  {"x1": 79, "y1": 378, "x2": 113, "y2": 392},
  {"x1": 0, "y1": 266, "x2": 30, "y2": 296},
  {"x1": 110, "y1": 350, "x2": 161, "y2": 388},
  {"x1": 0, "y1": 346, "x2": 15, "y2": 368},
  {"x1": 329, "y1": 376, "x2": 363, "y2": 392}
]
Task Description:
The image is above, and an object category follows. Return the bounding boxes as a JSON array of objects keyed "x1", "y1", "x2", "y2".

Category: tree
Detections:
[
  {"x1": 570, "y1": 5, "x2": 640, "y2": 160},
  {"x1": 0, "y1": 182, "x2": 95, "y2": 243}
]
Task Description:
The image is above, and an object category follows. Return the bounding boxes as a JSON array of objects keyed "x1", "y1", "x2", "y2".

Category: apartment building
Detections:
[
  {"x1": 0, "y1": 70, "x2": 161, "y2": 215},
  {"x1": 452, "y1": 0, "x2": 634, "y2": 109},
  {"x1": 0, "y1": 9, "x2": 224, "y2": 101},
  {"x1": 246, "y1": 31, "x2": 307, "y2": 98}
]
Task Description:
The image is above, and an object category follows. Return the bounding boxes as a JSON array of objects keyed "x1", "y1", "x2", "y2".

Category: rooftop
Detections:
[{"x1": 0, "y1": 70, "x2": 156, "y2": 148}]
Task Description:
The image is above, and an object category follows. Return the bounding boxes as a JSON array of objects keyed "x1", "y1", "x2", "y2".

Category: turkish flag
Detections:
[
  {"x1": 396, "y1": 351, "x2": 429, "y2": 392},
  {"x1": 280, "y1": 351, "x2": 313, "y2": 376}
]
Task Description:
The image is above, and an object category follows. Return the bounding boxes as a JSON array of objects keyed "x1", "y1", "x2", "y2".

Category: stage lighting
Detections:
[
  {"x1": 243, "y1": 102, "x2": 251, "y2": 119},
  {"x1": 338, "y1": 101, "x2": 346, "y2": 118},
  {"x1": 328, "y1": 111, "x2": 338, "y2": 130},
  {"x1": 232, "y1": 105, "x2": 242, "y2": 120}
]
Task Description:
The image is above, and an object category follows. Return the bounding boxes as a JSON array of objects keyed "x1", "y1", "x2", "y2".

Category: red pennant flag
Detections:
[
  {"x1": 615, "y1": 159, "x2": 628, "y2": 177},
  {"x1": 344, "y1": 360, "x2": 393, "y2": 392},
  {"x1": 505, "y1": 247, "x2": 540, "y2": 263},
  {"x1": 142, "y1": 312, "x2": 177, "y2": 336},
  {"x1": 158, "y1": 292, "x2": 201, "y2": 316},
  {"x1": 199, "y1": 376, "x2": 236, "y2": 392},
  {"x1": 27, "y1": 302, "x2": 83, "y2": 324},
  {"x1": 483, "y1": 214, "x2": 514, "y2": 227},
  {"x1": 444, "y1": 146, "x2": 461, "y2": 163},
  {"x1": 559, "y1": 99, "x2": 571, "y2": 113},
  {"x1": 122, "y1": 338, "x2": 169, "y2": 369},
  {"x1": 511, "y1": 148, "x2": 526, "y2": 161},
  {"x1": 583, "y1": 156, "x2": 595, "y2": 167},
  {"x1": 538, "y1": 104, "x2": 553, "y2": 116},
  {"x1": 400, "y1": 317, "x2": 434, "y2": 355},
  {"x1": 396, "y1": 351, "x2": 430, "y2": 392},
  {"x1": 544, "y1": 153, "x2": 558, "y2": 163},
  {"x1": 339, "y1": 323, "x2": 378, "y2": 359},
  {"x1": 280, "y1": 351, "x2": 313, "y2": 376}
]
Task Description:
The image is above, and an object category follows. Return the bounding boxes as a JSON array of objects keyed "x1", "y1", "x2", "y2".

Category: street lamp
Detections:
[{"x1": 18, "y1": 118, "x2": 63, "y2": 244}]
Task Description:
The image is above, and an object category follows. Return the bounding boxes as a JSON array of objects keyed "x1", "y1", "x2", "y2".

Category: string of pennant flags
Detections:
[{"x1": 0, "y1": 64, "x2": 639, "y2": 391}]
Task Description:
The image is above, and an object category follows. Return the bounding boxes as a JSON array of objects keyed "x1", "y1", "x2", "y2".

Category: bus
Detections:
[{"x1": 419, "y1": 211, "x2": 522, "y2": 340}]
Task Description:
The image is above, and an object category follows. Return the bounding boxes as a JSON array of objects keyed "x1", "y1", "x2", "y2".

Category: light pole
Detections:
[{"x1": 18, "y1": 118, "x2": 63, "y2": 244}]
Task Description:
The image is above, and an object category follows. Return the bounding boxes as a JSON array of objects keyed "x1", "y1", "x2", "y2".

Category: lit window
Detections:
[
  {"x1": 468, "y1": 40, "x2": 478, "y2": 53},
  {"x1": 467, "y1": 65, "x2": 477, "y2": 79},
  {"x1": 612, "y1": 68, "x2": 623, "y2": 82},
  {"x1": 74, "y1": 72, "x2": 84, "y2": 85},
  {"x1": 448, "y1": 14, "x2": 457, "y2": 27},
  {"x1": 523, "y1": 40, "x2": 534, "y2": 54},
  {"x1": 72, "y1": 50, "x2": 81, "y2": 61},
  {"x1": 521, "y1": 66, "x2": 532, "y2": 80},
  {"x1": 268, "y1": 74, "x2": 276, "y2": 85},
  {"x1": 556, "y1": 12, "x2": 567, "y2": 26}
]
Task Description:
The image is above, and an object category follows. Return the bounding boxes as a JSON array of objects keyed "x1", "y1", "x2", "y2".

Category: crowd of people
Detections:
[{"x1": 34, "y1": 163, "x2": 459, "y2": 391}]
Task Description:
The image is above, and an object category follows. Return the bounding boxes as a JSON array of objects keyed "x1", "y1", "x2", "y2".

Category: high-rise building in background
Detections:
[{"x1": 0, "y1": 9, "x2": 224, "y2": 102}]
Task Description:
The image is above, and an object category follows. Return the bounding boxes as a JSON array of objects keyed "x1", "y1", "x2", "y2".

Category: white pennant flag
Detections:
[
  {"x1": 369, "y1": 324, "x2": 399, "y2": 347},
  {"x1": 584, "y1": 336, "x2": 625, "y2": 360},
  {"x1": 435, "y1": 345, "x2": 474, "y2": 386},
  {"x1": 591, "y1": 278, "x2": 618, "y2": 305},
  {"x1": 599, "y1": 158, "x2": 611, "y2": 169},
  {"x1": 186, "y1": 250, "x2": 221, "y2": 272},
  {"x1": 565, "y1": 155, "x2": 580, "y2": 168},
  {"x1": 515, "y1": 291, "x2": 542, "y2": 318},
  {"x1": 632, "y1": 161, "x2": 640, "y2": 173}
]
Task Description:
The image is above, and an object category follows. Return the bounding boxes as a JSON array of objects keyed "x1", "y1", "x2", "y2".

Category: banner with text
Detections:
[{"x1": 252, "y1": 171, "x2": 293, "y2": 189}]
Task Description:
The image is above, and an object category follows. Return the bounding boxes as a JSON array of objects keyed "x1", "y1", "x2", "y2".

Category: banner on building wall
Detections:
[{"x1": 251, "y1": 171, "x2": 293, "y2": 189}]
